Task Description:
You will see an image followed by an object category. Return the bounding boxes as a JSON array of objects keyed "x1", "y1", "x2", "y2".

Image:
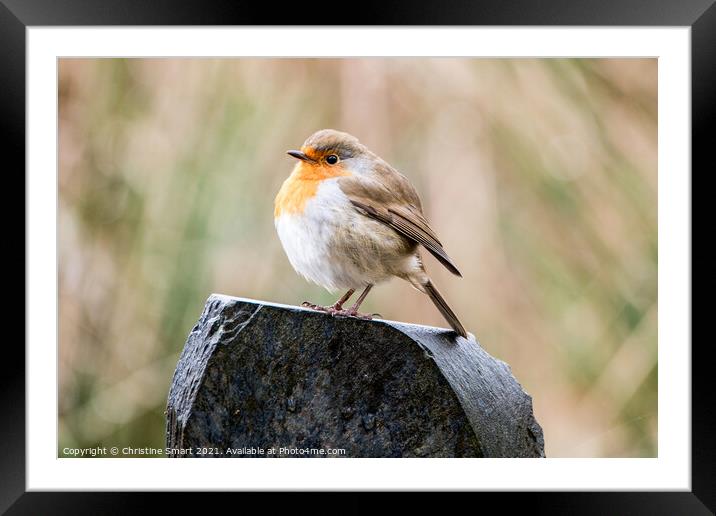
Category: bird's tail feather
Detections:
[{"x1": 423, "y1": 280, "x2": 468, "y2": 339}]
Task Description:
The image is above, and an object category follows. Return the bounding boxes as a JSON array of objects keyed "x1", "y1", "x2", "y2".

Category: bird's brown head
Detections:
[
  {"x1": 277, "y1": 130, "x2": 369, "y2": 217},
  {"x1": 287, "y1": 129, "x2": 369, "y2": 175}
]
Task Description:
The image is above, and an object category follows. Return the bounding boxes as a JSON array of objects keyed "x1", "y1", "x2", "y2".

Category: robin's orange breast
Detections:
[{"x1": 274, "y1": 161, "x2": 352, "y2": 218}]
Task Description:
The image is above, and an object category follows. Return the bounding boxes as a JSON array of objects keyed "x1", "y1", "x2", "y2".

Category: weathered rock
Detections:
[{"x1": 166, "y1": 294, "x2": 545, "y2": 458}]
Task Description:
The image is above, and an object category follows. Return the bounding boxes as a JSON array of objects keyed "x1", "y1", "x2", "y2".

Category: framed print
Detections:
[{"x1": 7, "y1": 0, "x2": 712, "y2": 512}]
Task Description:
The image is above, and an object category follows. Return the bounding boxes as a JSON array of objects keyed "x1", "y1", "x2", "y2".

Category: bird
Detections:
[{"x1": 274, "y1": 129, "x2": 468, "y2": 338}]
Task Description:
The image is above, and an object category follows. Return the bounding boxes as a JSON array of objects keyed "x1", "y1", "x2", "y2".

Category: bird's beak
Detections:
[{"x1": 287, "y1": 150, "x2": 315, "y2": 163}]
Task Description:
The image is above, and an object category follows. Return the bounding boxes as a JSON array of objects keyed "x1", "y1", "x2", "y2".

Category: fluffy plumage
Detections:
[{"x1": 274, "y1": 129, "x2": 467, "y2": 338}]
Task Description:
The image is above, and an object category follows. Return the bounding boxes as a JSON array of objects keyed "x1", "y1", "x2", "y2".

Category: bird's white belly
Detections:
[{"x1": 275, "y1": 179, "x2": 395, "y2": 292}]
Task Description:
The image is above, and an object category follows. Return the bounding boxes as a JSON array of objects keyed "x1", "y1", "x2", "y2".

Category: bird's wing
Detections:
[{"x1": 338, "y1": 162, "x2": 462, "y2": 277}]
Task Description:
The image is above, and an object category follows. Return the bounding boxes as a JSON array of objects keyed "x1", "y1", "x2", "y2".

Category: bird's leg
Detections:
[
  {"x1": 302, "y1": 288, "x2": 355, "y2": 314},
  {"x1": 344, "y1": 285, "x2": 374, "y2": 320},
  {"x1": 332, "y1": 289, "x2": 355, "y2": 311}
]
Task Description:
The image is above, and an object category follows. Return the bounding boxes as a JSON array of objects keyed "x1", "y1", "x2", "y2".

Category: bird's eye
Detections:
[{"x1": 325, "y1": 154, "x2": 339, "y2": 165}]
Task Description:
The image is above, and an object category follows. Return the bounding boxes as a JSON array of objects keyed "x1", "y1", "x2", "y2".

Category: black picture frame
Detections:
[{"x1": 5, "y1": 0, "x2": 711, "y2": 513}]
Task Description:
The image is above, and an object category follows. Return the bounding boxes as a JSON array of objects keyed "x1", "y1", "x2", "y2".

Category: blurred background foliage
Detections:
[{"x1": 58, "y1": 58, "x2": 657, "y2": 457}]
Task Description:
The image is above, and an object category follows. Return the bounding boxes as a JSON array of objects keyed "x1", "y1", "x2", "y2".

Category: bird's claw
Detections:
[
  {"x1": 301, "y1": 301, "x2": 373, "y2": 320},
  {"x1": 332, "y1": 308, "x2": 373, "y2": 320},
  {"x1": 301, "y1": 301, "x2": 329, "y2": 312}
]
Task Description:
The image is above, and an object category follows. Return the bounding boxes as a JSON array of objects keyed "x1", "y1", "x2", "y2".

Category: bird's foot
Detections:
[
  {"x1": 301, "y1": 301, "x2": 348, "y2": 313},
  {"x1": 301, "y1": 302, "x2": 374, "y2": 320},
  {"x1": 301, "y1": 301, "x2": 330, "y2": 312},
  {"x1": 329, "y1": 308, "x2": 374, "y2": 320}
]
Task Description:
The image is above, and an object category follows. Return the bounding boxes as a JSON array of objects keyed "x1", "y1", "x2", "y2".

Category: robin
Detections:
[{"x1": 274, "y1": 129, "x2": 468, "y2": 339}]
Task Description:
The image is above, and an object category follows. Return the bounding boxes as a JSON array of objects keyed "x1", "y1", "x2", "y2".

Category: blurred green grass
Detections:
[{"x1": 58, "y1": 58, "x2": 657, "y2": 457}]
